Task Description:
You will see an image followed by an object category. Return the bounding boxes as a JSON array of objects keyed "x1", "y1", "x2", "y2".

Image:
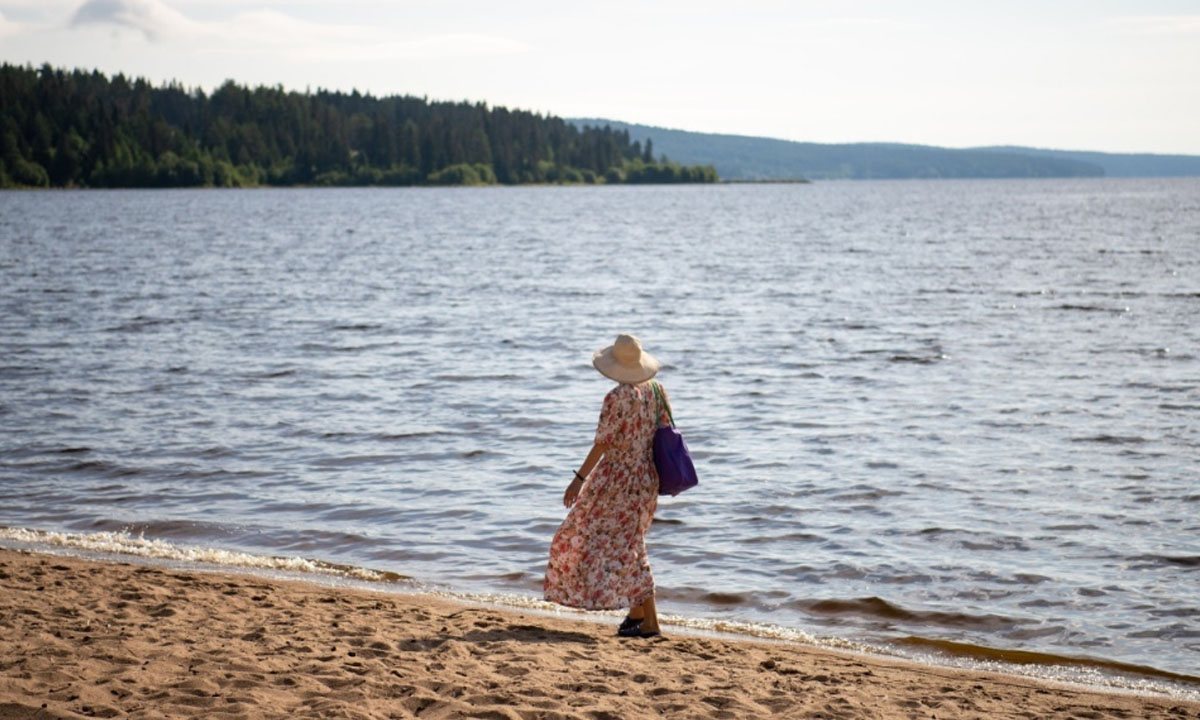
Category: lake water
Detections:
[{"x1": 1, "y1": 180, "x2": 1198, "y2": 693}]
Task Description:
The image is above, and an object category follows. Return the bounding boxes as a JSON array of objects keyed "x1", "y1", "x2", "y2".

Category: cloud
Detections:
[
  {"x1": 1100, "y1": 15, "x2": 1200, "y2": 36},
  {"x1": 0, "y1": 7, "x2": 43, "y2": 37},
  {"x1": 377, "y1": 33, "x2": 530, "y2": 60},
  {"x1": 0, "y1": 0, "x2": 77, "y2": 8},
  {"x1": 70, "y1": 0, "x2": 199, "y2": 41},
  {"x1": 800, "y1": 16, "x2": 909, "y2": 30},
  {"x1": 64, "y1": 0, "x2": 529, "y2": 62},
  {"x1": 219, "y1": 8, "x2": 363, "y2": 46}
]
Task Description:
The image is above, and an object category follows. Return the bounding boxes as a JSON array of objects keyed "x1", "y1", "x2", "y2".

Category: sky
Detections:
[{"x1": 1, "y1": 0, "x2": 1198, "y2": 155}]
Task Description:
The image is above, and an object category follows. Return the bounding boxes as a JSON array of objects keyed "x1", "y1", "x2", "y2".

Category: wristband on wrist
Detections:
[{"x1": 574, "y1": 471, "x2": 586, "y2": 483}]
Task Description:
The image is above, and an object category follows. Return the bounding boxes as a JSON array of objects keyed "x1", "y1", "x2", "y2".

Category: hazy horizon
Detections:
[{"x1": 568, "y1": 117, "x2": 1200, "y2": 158}]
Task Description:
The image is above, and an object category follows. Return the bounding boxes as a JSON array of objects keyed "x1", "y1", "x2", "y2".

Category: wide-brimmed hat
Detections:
[{"x1": 592, "y1": 334, "x2": 660, "y2": 384}]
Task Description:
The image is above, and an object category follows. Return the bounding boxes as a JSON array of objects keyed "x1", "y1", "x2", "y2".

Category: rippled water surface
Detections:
[{"x1": 1, "y1": 180, "x2": 1198, "y2": 680}]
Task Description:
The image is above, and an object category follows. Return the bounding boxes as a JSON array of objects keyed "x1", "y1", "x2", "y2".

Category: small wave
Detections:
[
  {"x1": 0, "y1": 527, "x2": 406, "y2": 583},
  {"x1": 64, "y1": 459, "x2": 145, "y2": 478},
  {"x1": 1051, "y1": 304, "x2": 1130, "y2": 313},
  {"x1": 1127, "y1": 554, "x2": 1200, "y2": 568},
  {"x1": 865, "y1": 461, "x2": 899, "y2": 470},
  {"x1": 373, "y1": 430, "x2": 453, "y2": 441},
  {"x1": 740, "y1": 532, "x2": 822, "y2": 544},
  {"x1": 0, "y1": 364, "x2": 51, "y2": 377},
  {"x1": 799, "y1": 596, "x2": 1025, "y2": 632},
  {"x1": 703, "y1": 592, "x2": 748, "y2": 605},
  {"x1": 83, "y1": 518, "x2": 236, "y2": 540},
  {"x1": 831, "y1": 485, "x2": 904, "y2": 502},
  {"x1": 297, "y1": 342, "x2": 395, "y2": 353},
  {"x1": 962, "y1": 537, "x2": 1034, "y2": 552},
  {"x1": 888, "y1": 353, "x2": 946, "y2": 364},
  {"x1": 1124, "y1": 381, "x2": 1195, "y2": 393},
  {"x1": 1070, "y1": 434, "x2": 1149, "y2": 445},
  {"x1": 297, "y1": 429, "x2": 450, "y2": 442},
  {"x1": 917, "y1": 287, "x2": 980, "y2": 295},
  {"x1": 166, "y1": 468, "x2": 270, "y2": 481},
  {"x1": 310, "y1": 453, "x2": 411, "y2": 467},
  {"x1": 895, "y1": 636, "x2": 1200, "y2": 690},
  {"x1": 509, "y1": 416, "x2": 554, "y2": 428},
  {"x1": 103, "y1": 316, "x2": 178, "y2": 332}
]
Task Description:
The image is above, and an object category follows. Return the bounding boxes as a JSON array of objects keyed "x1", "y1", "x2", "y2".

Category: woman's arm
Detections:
[{"x1": 563, "y1": 442, "x2": 609, "y2": 507}]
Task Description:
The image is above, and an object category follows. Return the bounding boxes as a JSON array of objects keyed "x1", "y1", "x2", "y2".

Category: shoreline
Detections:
[
  {"x1": 5, "y1": 526, "x2": 1197, "y2": 697},
  {"x1": 2, "y1": 548, "x2": 1197, "y2": 719}
]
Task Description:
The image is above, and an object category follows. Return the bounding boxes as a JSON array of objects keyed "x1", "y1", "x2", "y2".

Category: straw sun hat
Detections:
[{"x1": 592, "y1": 333, "x2": 660, "y2": 384}]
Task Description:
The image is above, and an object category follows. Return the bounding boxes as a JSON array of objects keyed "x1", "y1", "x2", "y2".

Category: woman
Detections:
[{"x1": 544, "y1": 333, "x2": 672, "y2": 638}]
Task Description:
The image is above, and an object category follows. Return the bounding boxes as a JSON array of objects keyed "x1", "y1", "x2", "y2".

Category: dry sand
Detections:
[{"x1": 1, "y1": 548, "x2": 1196, "y2": 719}]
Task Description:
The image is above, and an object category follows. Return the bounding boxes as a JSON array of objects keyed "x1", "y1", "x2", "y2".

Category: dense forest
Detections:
[{"x1": 0, "y1": 63, "x2": 717, "y2": 188}]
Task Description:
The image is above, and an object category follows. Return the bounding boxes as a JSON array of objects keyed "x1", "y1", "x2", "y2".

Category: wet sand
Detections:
[{"x1": 1, "y1": 548, "x2": 1196, "y2": 719}]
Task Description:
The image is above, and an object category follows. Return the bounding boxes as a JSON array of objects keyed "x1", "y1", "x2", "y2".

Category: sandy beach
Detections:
[{"x1": 0, "y1": 548, "x2": 1195, "y2": 720}]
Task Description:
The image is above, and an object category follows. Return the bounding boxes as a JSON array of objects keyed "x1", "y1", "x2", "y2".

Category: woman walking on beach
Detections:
[{"x1": 544, "y1": 334, "x2": 672, "y2": 638}]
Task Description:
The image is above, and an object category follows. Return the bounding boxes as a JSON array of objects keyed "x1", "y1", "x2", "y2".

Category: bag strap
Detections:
[{"x1": 651, "y1": 381, "x2": 675, "y2": 427}]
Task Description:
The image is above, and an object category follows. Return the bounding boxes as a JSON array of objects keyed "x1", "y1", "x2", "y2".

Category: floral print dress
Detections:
[{"x1": 544, "y1": 381, "x2": 671, "y2": 610}]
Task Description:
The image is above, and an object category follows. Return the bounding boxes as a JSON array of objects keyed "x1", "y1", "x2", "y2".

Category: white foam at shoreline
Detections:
[
  {"x1": 2, "y1": 525, "x2": 1196, "y2": 702},
  {"x1": 439, "y1": 590, "x2": 1198, "y2": 701},
  {"x1": 0, "y1": 526, "x2": 390, "y2": 582}
]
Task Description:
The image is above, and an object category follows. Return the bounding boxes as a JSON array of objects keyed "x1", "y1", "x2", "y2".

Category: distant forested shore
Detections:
[
  {"x1": 573, "y1": 119, "x2": 1200, "y2": 180},
  {"x1": 0, "y1": 64, "x2": 717, "y2": 189}
]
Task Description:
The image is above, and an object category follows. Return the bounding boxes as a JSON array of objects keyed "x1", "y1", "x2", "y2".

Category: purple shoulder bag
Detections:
[{"x1": 651, "y1": 381, "x2": 698, "y2": 496}]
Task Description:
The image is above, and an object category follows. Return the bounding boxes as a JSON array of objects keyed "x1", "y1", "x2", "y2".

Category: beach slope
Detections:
[{"x1": 1, "y1": 548, "x2": 1195, "y2": 719}]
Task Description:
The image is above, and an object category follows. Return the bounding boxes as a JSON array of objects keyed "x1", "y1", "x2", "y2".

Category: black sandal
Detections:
[
  {"x1": 618, "y1": 616, "x2": 642, "y2": 633},
  {"x1": 618, "y1": 624, "x2": 661, "y2": 638}
]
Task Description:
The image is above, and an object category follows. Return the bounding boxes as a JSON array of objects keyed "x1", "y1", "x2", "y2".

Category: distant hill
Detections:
[
  {"x1": 972, "y1": 146, "x2": 1200, "y2": 178},
  {"x1": 571, "y1": 119, "x2": 1200, "y2": 180}
]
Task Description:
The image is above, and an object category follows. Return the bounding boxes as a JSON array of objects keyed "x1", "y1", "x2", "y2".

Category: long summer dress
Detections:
[{"x1": 544, "y1": 381, "x2": 671, "y2": 610}]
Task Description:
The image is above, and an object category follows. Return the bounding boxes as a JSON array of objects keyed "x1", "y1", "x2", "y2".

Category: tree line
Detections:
[{"x1": 0, "y1": 63, "x2": 717, "y2": 189}]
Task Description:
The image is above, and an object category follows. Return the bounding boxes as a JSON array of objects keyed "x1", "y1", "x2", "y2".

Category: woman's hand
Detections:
[
  {"x1": 564, "y1": 444, "x2": 608, "y2": 508},
  {"x1": 563, "y1": 476, "x2": 583, "y2": 507}
]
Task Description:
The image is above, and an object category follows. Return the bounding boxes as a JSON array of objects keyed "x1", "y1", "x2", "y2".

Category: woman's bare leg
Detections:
[{"x1": 638, "y1": 595, "x2": 660, "y2": 633}]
